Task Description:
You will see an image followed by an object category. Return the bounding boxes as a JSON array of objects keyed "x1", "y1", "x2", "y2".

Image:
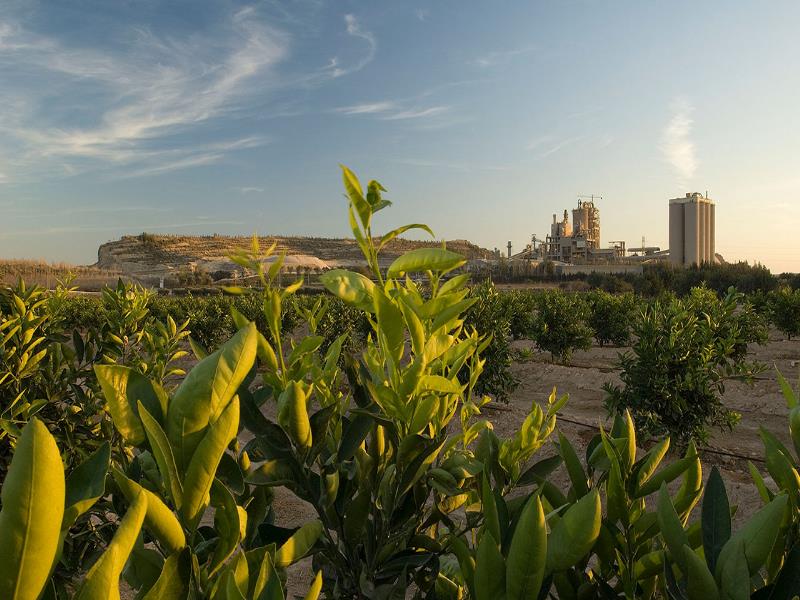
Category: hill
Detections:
[{"x1": 96, "y1": 233, "x2": 494, "y2": 285}]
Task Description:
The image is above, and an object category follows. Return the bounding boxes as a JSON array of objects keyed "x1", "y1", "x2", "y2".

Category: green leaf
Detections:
[
  {"x1": 633, "y1": 549, "x2": 665, "y2": 580},
  {"x1": 274, "y1": 520, "x2": 323, "y2": 567},
  {"x1": 790, "y1": 406, "x2": 800, "y2": 463},
  {"x1": 303, "y1": 572, "x2": 323, "y2": 600},
  {"x1": 378, "y1": 224, "x2": 435, "y2": 251},
  {"x1": 683, "y1": 545, "x2": 719, "y2": 600},
  {"x1": 636, "y1": 450, "x2": 698, "y2": 497},
  {"x1": 386, "y1": 248, "x2": 466, "y2": 278},
  {"x1": 0, "y1": 419, "x2": 65, "y2": 600},
  {"x1": 767, "y1": 542, "x2": 800, "y2": 599},
  {"x1": 63, "y1": 442, "x2": 110, "y2": 531},
  {"x1": 777, "y1": 368, "x2": 797, "y2": 409},
  {"x1": 374, "y1": 290, "x2": 405, "y2": 364},
  {"x1": 674, "y1": 441, "x2": 703, "y2": 517},
  {"x1": 167, "y1": 323, "x2": 256, "y2": 474},
  {"x1": 718, "y1": 539, "x2": 749, "y2": 600},
  {"x1": 748, "y1": 461, "x2": 774, "y2": 503},
  {"x1": 715, "y1": 494, "x2": 788, "y2": 581},
  {"x1": 138, "y1": 402, "x2": 183, "y2": 509},
  {"x1": 418, "y1": 375, "x2": 462, "y2": 395},
  {"x1": 635, "y1": 438, "x2": 670, "y2": 489},
  {"x1": 141, "y1": 548, "x2": 191, "y2": 600},
  {"x1": 341, "y1": 165, "x2": 372, "y2": 229},
  {"x1": 188, "y1": 336, "x2": 208, "y2": 360},
  {"x1": 338, "y1": 415, "x2": 375, "y2": 461},
  {"x1": 180, "y1": 397, "x2": 240, "y2": 530},
  {"x1": 124, "y1": 543, "x2": 163, "y2": 593},
  {"x1": 75, "y1": 488, "x2": 147, "y2": 600},
  {"x1": 252, "y1": 549, "x2": 283, "y2": 600},
  {"x1": 558, "y1": 431, "x2": 588, "y2": 497},
  {"x1": 518, "y1": 454, "x2": 563, "y2": 487},
  {"x1": 546, "y1": 489, "x2": 601, "y2": 572},
  {"x1": 288, "y1": 336, "x2": 324, "y2": 366},
  {"x1": 94, "y1": 364, "x2": 163, "y2": 446},
  {"x1": 657, "y1": 484, "x2": 690, "y2": 573},
  {"x1": 276, "y1": 382, "x2": 312, "y2": 450},
  {"x1": 507, "y1": 495, "x2": 547, "y2": 600},
  {"x1": 439, "y1": 274, "x2": 470, "y2": 296},
  {"x1": 474, "y1": 532, "x2": 505, "y2": 600},
  {"x1": 112, "y1": 469, "x2": 186, "y2": 555},
  {"x1": 208, "y1": 481, "x2": 241, "y2": 577},
  {"x1": 701, "y1": 466, "x2": 731, "y2": 575},
  {"x1": 481, "y1": 475, "x2": 501, "y2": 544},
  {"x1": 245, "y1": 459, "x2": 296, "y2": 487}
]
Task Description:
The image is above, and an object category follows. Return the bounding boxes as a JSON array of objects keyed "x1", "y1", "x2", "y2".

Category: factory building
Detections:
[
  {"x1": 668, "y1": 193, "x2": 715, "y2": 266},
  {"x1": 544, "y1": 199, "x2": 602, "y2": 262},
  {"x1": 538, "y1": 197, "x2": 626, "y2": 263}
]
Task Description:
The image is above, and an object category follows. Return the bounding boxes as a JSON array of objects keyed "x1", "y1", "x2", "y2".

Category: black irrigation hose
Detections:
[{"x1": 555, "y1": 415, "x2": 767, "y2": 465}]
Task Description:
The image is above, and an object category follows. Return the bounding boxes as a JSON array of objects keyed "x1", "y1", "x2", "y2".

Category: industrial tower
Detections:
[{"x1": 669, "y1": 192, "x2": 715, "y2": 266}]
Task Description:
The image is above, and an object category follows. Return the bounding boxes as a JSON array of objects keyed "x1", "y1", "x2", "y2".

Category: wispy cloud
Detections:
[
  {"x1": 335, "y1": 101, "x2": 397, "y2": 115},
  {"x1": 335, "y1": 102, "x2": 450, "y2": 121},
  {"x1": 414, "y1": 8, "x2": 430, "y2": 22},
  {"x1": 661, "y1": 98, "x2": 697, "y2": 185},
  {"x1": 326, "y1": 14, "x2": 376, "y2": 78},
  {"x1": 471, "y1": 46, "x2": 535, "y2": 68},
  {"x1": 0, "y1": 7, "x2": 284, "y2": 180},
  {"x1": 527, "y1": 134, "x2": 583, "y2": 158},
  {"x1": 383, "y1": 106, "x2": 450, "y2": 120},
  {"x1": 235, "y1": 186, "x2": 265, "y2": 194}
]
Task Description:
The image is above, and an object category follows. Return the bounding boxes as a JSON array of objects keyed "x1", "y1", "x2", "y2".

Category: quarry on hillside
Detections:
[{"x1": 96, "y1": 233, "x2": 495, "y2": 287}]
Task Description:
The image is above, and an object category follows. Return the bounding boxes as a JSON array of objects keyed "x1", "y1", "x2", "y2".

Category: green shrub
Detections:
[
  {"x1": 310, "y1": 295, "x2": 371, "y2": 359},
  {"x1": 531, "y1": 289, "x2": 593, "y2": 363},
  {"x1": 0, "y1": 330, "x2": 323, "y2": 599},
  {"x1": 768, "y1": 286, "x2": 800, "y2": 339},
  {"x1": 463, "y1": 281, "x2": 518, "y2": 402},
  {"x1": 503, "y1": 290, "x2": 539, "y2": 340},
  {"x1": 587, "y1": 290, "x2": 637, "y2": 347},
  {"x1": 605, "y1": 286, "x2": 767, "y2": 444}
]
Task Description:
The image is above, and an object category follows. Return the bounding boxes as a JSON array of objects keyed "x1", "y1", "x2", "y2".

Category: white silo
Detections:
[
  {"x1": 669, "y1": 193, "x2": 715, "y2": 266},
  {"x1": 669, "y1": 200, "x2": 685, "y2": 265}
]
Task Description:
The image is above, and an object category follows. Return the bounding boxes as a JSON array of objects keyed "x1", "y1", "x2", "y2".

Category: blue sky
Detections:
[{"x1": 1, "y1": 1, "x2": 799, "y2": 272}]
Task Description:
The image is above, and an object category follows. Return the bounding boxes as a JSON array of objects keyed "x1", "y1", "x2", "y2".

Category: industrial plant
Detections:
[{"x1": 495, "y1": 192, "x2": 718, "y2": 275}]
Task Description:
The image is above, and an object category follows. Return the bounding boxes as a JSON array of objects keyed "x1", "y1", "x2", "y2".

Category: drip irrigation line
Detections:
[{"x1": 554, "y1": 415, "x2": 767, "y2": 465}]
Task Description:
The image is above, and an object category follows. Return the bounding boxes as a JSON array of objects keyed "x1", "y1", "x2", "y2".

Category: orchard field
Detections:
[{"x1": 3, "y1": 168, "x2": 800, "y2": 599}]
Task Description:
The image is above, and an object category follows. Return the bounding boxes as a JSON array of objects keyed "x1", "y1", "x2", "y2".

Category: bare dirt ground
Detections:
[{"x1": 274, "y1": 329, "x2": 800, "y2": 593}]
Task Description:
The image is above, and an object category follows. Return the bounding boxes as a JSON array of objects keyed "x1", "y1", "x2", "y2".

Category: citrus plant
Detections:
[
  {"x1": 227, "y1": 166, "x2": 560, "y2": 598},
  {"x1": 769, "y1": 286, "x2": 800, "y2": 339},
  {"x1": 94, "y1": 323, "x2": 323, "y2": 597},
  {"x1": 531, "y1": 289, "x2": 593, "y2": 363},
  {"x1": 605, "y1": 287, "x2": 767, "y2": 444},
  {"x1": 587, "y1": 290, "x2": 637, "y2": 347}
]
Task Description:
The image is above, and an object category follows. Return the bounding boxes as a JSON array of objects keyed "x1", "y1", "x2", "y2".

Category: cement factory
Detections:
[{"x1": 499, "y1": 192, "x2": 717, "y2": 275}]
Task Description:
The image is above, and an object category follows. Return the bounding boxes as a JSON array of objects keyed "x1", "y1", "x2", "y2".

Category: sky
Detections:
[{"x1": 1, "y1": 1, "x2": 799, "y2": 272}]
